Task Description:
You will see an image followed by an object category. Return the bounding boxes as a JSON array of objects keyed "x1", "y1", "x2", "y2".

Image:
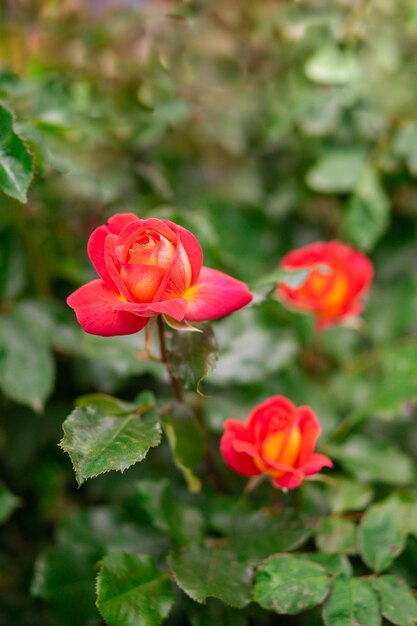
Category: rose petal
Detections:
[
  {"x1": 300, "y1": 453, "x2": 333, "y2": 476},
  {"x1": 154, "y1": 236, "x2": 193, "y2": 300},
  {"x1": 114, "y1": 297, "x2": 187, "y2": 321},
  {"x1": 161, "y1": 220, "x2": 203, "y2": 284},
  {"x1": 273, "y1": 470, "x2": 304, "y2": 490},
  {"x1": 87, "y1": 213, "x2": 139, "y2": 287},
  {"x1": 183, "y1": 267, "x2": 253, "y2": 322},
  {"x1": 121, "y1": 263, "x2": 165, "y2": 302},
  {"x1": 295, "y1": 406, "x2": 322, "y2": 467},
  {"x1": 220, "y1": 420, "x2": 261, "y2": 477},
  {"x1": 66, "y1": 279, "x2": 149, "y2": 337}
]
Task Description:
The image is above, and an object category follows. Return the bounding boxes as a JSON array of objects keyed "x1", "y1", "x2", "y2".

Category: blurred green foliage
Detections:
[{"x1": 1, "y1": 1, "x2": 417, "y2": 625}]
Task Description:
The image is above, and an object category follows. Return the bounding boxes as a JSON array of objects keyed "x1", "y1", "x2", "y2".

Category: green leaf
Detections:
[
  {"x1": 301, "y1": 554, "x2": 352, "y2": 578},
  {"x1": 251, "y1": 267, "x2": 310, "y2": 301},
  {"x1": 373, "y1": 575, "x2": 417, "y2": 626},
  {"x1": 254, "y1": 555, "x2": 330, "y2": 614},
  {"x1": 167, "y1": 324, "x2": 218, "y2": 393},
  {"x1": 134, "y1": 479, "x2": 206, "y2": 545},
  {"x1": 344, "y1": 168, "x2": 390, "y2": 251},
  {"x1": 358, "y1": 507, "x2": 405, "y2": 572},
  {"x1": 305, "y1": 46, "x2": 360, "y2": 85},
  {"x1": 60, "y1": 393, "x2": 161, "y2": 485},
  {"x1": 168, "y1": 542, "x2": 252, "y2": 608},
  {"x1": 225, "y1": 510, "x2": 310, "y2": 562},
  {"x1": 0, "y1": 104, "x2": 34, "y2": 202},
  {"x1": 0, "y1": 482, "x2": 20, "y2": 523},
  {"x1": 31, "y1": 546, "x2": 98, "y2": 626},
  {"x1": 315, "y1": 518, "x2": 357, "y2": 555},
  {"x1": 325, "y1": 436, "x2": 415, "y2": 486},
  {"x1": 0, "y1": 311, "x2": 55, "y2": 411},
  {"x1": 323, "y1": 576, "x2": 380, "y2": 626},
  {"x1": 306, "y1": 150, "x2": 367, "y2": 194},
  {"x1": 161, "y1": 403, "x2": 204, "y2": 493},
  {"x1": 326, "y1": 478, "x2": 373, "y2": 514},
  {"x1": 96, "y1": 552, "x2": 175, "y2": 626},
  {"x1": 187, "y1": 598, "x2": 249, "y2": 626}
]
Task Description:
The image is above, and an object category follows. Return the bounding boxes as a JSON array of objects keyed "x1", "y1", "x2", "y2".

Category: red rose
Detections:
[
  {"x1": 220, "y1": 395, "x2": 333, "y2": 490},
  {"x1": 67, "y1": 213, "x2": 253, "y2": 336},
  {"x1": 277, "y1": 240, "x2": 373, "y2": 330}
]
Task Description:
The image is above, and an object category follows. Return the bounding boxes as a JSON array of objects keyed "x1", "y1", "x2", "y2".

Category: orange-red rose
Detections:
[
  {"x1": 220, "y1": 395, "x2": 333, "y2": 490},
  {"x1": 277, "y1": 240, "x2": 374, "y2": 330},
  {"x1": 67, "y1": 213, "x2": 252, "y2": 336}
]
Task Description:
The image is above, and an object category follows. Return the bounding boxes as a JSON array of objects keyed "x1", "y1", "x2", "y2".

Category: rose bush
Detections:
[
  {"x1": 278, "y1": 241, "x2": 374, "y2": 329},
  {"x1": 220, "y1": 395, "x2": 333, "y2": 489},
  {"x1": 67, "y1": 213, "x2": 253, "y2": 336}
]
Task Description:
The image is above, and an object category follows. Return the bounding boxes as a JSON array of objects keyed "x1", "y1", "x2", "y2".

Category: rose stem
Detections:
[{"x1": 156, "y1": 315, "x2": 184, "y2": 403}]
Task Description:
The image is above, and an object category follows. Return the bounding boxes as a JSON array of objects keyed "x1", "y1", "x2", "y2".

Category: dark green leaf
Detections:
[
  {"x1": 358, "y1": 507, "x2": 405, "y2": 572},
  {"x1": 96, "y1": 552, "x2": 175, "y2": 626},
  {"x1": 323, "y1": 576, "x2": 380, "y2": 626},
  {"x1": 254, "y1": 555, "x2": 330, "y2": 614},
  {"x1": 161, "y1": 403, "x2": 204, "y2": 493},
  {"x1": 168, "y1": 542, "x2": 252, "y2": 608},
  {"x1": 31, "y1": 546, "x2": 98, "y2": 626},
  {"x1": 134, "y1": 479, "x2": 206, "y2": 545},
  {"x1": 373, "y1": 575, "x2": 417, "y2": 626},
  {"x1": 167, "y1": 324, "x2": 218, "y2": 393},
  {"x1": 0, "y1": 312, "x2": 55, "y2": 411},
  {"x1": 0, "y1": 104, "x2": 34, "y2": 202},
  {"x1": 0, "y1": 482, "x2": 20, "y2": 523},
  {"x1": 225, "y1": 510, "x2": 310, "y2": 562},
  {"x1": 60, "y1": 395, "x2": 161, "y2": 485}
]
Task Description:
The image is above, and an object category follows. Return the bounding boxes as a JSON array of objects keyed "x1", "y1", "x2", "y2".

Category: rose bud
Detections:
[
  {"x1": 277, "y1": 240, "x2": 373, "y2": 330},
  {"x1": 67, "y1": 213, "x2": 253, "y2": 336},
  {"x1": 220, "y1": 395, "x2": 333, "y2": 490}
]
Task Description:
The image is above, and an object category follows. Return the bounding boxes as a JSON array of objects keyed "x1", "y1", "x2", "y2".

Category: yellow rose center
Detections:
[{"x1": 255, "y1": 426, "x2": 302, "y2": 477}]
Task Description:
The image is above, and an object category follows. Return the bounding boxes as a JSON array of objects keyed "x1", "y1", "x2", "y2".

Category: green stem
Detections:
[{"x1": 156, "y1": 315, "x2": 184, "y2": 403}]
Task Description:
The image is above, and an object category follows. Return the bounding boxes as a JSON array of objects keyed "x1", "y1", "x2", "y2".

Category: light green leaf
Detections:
[
  {"x1": 0, "y1": 482, "x2": 20, "y2": 523},
  {"x1": 323, "y1": 576, "x2": 380, "y2": 626},
  {"x1": 373, "y1": 575, "x2": 417, "y2": 626},
  {"x1": 168, "y1": 542, "x2": 252, "y2": 608},
  {"x1": 325, "y1": 436, "x2": 415, "y2": 486},
  {"x1": 305, "y1": 46, "x2": 360, "y2": 85},
  {"x1": 358, "y1": 508, "x2": 405, "y2": 572},
  {"x1": 167, "y1": 324, "x2": 218, "y2": 393},
  {"x1": 326, "y1": 478, "x2": 373, "y2": 514},
  {"x1": 301, "y1": 554, "x2": 352, "y2": 578},
  {"x1": 96, "y1": 552, "x2": 175, "y2": 626},
  {"x1": 0, "y1": 311, "x2": 55, "y2": 411},
  {"x1": 307, "y1": 150, "x2": 367, "y2": 194},
  {"x1": 344, "y1": 168, "x2": 390, "y2": 251},
  {"x1": 316, "y1": 518, "x2": 357, "y2": 555},
  {"x1": 0, "y1": 104, "x2": 34, "y2": 202},
  {"x1": 254, "y1": 555, "x2": 330, "y2": 614},
  {"x1": 60, "y1": 394, "x2": 161, "y2": 485}
]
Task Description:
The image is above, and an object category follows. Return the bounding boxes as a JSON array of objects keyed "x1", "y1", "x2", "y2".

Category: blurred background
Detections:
[{"x1": 1, "y1": 1, "x2": 417, "y2": 624}]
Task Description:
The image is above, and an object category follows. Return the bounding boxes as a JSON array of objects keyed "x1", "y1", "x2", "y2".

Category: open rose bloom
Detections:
[
  {"x1": 67, "y1": 213, "x2": 253, "y2": 336},
  {"x1": 220, "y1": 396, "x2": 333, "y2": 490},
  {"x1": 278, "y1": 241, "x2": 374, "y2": 330}
]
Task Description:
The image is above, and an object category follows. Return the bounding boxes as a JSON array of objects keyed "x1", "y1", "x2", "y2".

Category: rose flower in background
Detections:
[
  {"x1": 277, "y1": 241, "x2": 374, "y2": 330},
  {"x1": 220, "y1": 395, "x2": 333, "y2": 490},
  {"x1": 67, "y1": 213, "x2": 253, "y2": 336}
]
